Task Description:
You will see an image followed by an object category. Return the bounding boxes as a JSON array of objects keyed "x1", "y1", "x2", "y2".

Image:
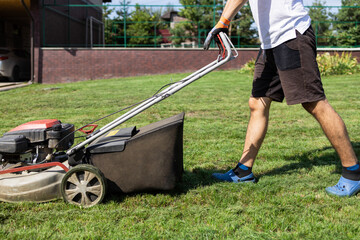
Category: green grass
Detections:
[{"x1": 0, "y1": 71, "x2": 360, "y2": 239}]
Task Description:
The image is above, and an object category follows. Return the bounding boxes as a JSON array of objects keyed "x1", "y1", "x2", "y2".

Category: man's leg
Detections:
[
  {"x1": 212, "y1": 46, "x2": 281, "y2": 183},
  {"x1": 212, "y1": 97, "x2": 272, "y2": 183},
  {"x1": 302, "y1": 99, "x2": 360, "y2": 196},
  {"x1": 302, "y1": 99, "x2": 358, "y2": 167},
  {"x1": 239, "y1": 97, "x2": 272, "y2": 168}
]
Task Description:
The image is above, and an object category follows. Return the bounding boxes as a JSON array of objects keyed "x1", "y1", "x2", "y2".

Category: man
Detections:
[{"x1": 204, "y1": 0, "x2": 360, "y2": 197}]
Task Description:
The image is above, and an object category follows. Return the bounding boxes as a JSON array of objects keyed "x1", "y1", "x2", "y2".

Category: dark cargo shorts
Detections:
[{"x1": 252, "y1": 26, "x2": 326, "y2": 105}]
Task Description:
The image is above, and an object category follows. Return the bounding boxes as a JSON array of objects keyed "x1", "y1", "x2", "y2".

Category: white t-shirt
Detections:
[{"x1": 248, "y1": 0, "x2": 311, "y2": 49}]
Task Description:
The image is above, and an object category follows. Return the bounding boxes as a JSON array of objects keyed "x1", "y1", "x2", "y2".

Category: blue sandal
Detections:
[
  {"x1": 212, "y1": 169, "x2": 256, "y2": 183},
  {"x1": 326, "y1": 176, "x2": 360, "y2": 197}
]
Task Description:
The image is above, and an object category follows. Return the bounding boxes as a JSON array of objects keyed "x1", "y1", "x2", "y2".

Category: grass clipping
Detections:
[{"x1": 239, "y1": 52, "x2": 360, "y2": 76}]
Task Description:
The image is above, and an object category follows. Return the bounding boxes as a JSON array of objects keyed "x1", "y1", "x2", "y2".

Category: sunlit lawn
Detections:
[{"x1": 0, "y1": 71, "x2": 359, "y2": 239}]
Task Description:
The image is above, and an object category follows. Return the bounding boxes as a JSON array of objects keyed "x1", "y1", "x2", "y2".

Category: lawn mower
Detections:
[{"x1": 0, "y1": 33, "x2": 238, "y2": 207}]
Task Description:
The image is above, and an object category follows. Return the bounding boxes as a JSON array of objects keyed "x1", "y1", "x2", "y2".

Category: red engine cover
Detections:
[{"x1": 8, "y1": 119, "x2": 61, "y2": 132}]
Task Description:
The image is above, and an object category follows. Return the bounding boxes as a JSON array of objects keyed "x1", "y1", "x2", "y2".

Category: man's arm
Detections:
[{"x1": 222, "y1": 0, "x2": 248, "y2": 21}]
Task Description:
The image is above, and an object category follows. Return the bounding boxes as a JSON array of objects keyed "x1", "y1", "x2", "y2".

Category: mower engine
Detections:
[{"x1": 0, "y1": 119, "x2": 74, "y2": 165}]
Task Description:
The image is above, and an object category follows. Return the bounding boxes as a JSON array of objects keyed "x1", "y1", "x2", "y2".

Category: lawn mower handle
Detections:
[{"x1": 66, "y1": 32, "x2": 238, "y2": 156}]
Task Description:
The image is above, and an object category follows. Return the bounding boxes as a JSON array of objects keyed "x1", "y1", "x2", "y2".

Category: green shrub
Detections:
[
  {"x1": 239, "y1": 52, "x2": 360, "y2": 76},
  {"x1": 316, "y1": 52, "x2": 360, "y2": 76},
  {"x1": 238, "y1": 58, "x2": 255, "y2": 75}
]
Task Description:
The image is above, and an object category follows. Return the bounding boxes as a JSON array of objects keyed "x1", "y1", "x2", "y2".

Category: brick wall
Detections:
[
  {"x1": 37, "y1": 48, "x2": 259, "y2": 84},
  {"x1": 35, "y1": 48, "x2": 360, "y2": 84}
]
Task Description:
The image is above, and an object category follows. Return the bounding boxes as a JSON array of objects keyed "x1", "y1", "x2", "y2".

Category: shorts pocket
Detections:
[{"x1": 273, "y1": 42, "x2": 301, "y2": 71}]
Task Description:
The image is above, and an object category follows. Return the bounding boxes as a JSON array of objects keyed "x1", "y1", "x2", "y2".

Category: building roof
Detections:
[{"x1": 161, "y1": 11, "x2": 178, "y2": 21}]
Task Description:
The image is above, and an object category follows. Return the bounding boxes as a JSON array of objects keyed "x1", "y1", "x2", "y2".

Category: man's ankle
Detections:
[
  {"x1": 233, "y1": 163, "x2": 252, "y2": 178},
  {"x1": 342, "y1": 163, "x2": 360, "y2": 181}
]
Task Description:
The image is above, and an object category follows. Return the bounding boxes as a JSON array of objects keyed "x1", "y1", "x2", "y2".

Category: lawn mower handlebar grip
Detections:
[{"x1": 216, "y1": 32, "x2": 237, "y2": 62}]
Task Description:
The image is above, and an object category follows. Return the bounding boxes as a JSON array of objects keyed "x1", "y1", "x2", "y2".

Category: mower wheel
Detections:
[{"x1": 61, "y1": 164, "x2": 107, "y2": 207}]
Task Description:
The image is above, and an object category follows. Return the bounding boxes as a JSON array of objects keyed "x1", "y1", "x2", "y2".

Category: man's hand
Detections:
[{"x1": 203, "y1": 16, "x2": 230, "y2": 50}]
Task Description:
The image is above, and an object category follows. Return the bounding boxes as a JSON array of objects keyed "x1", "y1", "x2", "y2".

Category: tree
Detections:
[
  {"x1": 126, "y1": 5, "x2": 166, "y2": 47},
  {"x1": 103, "y1": 5, "x2": 115, "y2": 45},
  {"x1": 333, "y1": 0, "x2": 360, "y2": 46},
  {"x1": 174, "y1": 0, "x2": 256, "y2": 47},
  {"x1": 308, "y1": 0, "x2": 332, "y2": 46},
  {"x1": 170, "y1": 21, "x2": 194, "y2": 45},
  {"x1": 174, "y1": 0, "x2": 224, "y2": 45},
  {"x1": 104, "y1": 0, "x2": 131, "y2": 46}
]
